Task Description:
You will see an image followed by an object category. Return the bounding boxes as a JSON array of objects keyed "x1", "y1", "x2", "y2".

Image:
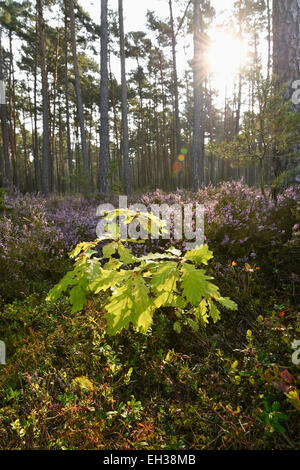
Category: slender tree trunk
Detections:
[
  {"x1": 19, "y1": 108, "x2": 31, "y2": 191},
  {"x1": 169, "y1": 0, "x2": 182, "y2": 188},
  {"x1": 8, "y1": 31, "x2": 19, "y2": 188},
  {"x1": 191, "y1": 0, "x2": 202, "y2": 191},
  {"x1": 50, "y1": 29, "x2": 60, "y2": 192},
  {"x1": 158, "y1": 53, "x2": 168, "y2": 190},
  {"x1": 58, "y1": 106, "x2": 65, "y2": 194},
  {"x1": 235, "y1": 5, "x2": 243, "y2": 135},
  {"x1": 99, "y1": 0, "x2": 110, "y2": 195},
  {"x1": 273, "y1": 0, "x2": 300, "y2": 184},
  {"x1": 33, "y1": 54, "x2": 41, "y2": 192},
  {"x1": 119, "y1": 0, "x2": 131, "y2": 195},
  {"x1": 0, "y1": 29, "x2": 11, "y2": 189},
  {"x1": 108, "y1": 51, "x2": 121, "y2": 183},
  {"x1": 37, "y1": 0, "x2": 51, "y2": 195},
  {"x1": 69, "y1": 0, "x2": 89, "y2": 191},
  {"x1": 64, "y1": 6, "x2": 73, "y2": 192},
  {"x1": 137, "y1": 67, "x2": 147, "y2": 188},
  {"x1": 267, "y1": 0, "x2": 272, "y2": 82}
]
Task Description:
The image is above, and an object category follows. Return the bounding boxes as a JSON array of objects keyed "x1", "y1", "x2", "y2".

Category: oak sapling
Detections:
[{"x1": 47, "y1": 209, "x2": 238, "y2": 336}]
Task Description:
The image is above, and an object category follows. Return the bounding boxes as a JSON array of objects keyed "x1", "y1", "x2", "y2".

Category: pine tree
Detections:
[
  {"x1": 99, "y1": 0, "x2": 110, "y2": 195},
  {"x1": 273, "y1": 0, "x2": 300, "y2": 184},
  {"x1": 69, "y1": 0, "x2": 89, "y2": 191},
  {"x1": 37, "y1": 0, "x2": 51, "y2": 195},
  {"x1": 0, "y1": 28, "x2": 11, "y2": 188},
  {"x1": 118, "y1": 0, "x2": 130, "y2": 195}
]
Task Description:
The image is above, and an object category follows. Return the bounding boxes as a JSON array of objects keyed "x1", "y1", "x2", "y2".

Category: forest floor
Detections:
[{"x1": 0, "y1": 181, "x2": 299, "y2": 450}]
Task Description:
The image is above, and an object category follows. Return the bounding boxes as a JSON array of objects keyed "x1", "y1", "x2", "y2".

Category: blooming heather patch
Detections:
[{"x1": 0, "y1": 182, "x2": 298, "y2": 302}]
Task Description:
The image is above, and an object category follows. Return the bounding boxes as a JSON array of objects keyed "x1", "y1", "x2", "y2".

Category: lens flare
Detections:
[{"x1": 172, "y1": 161, "x2": 183, "y2": 175}]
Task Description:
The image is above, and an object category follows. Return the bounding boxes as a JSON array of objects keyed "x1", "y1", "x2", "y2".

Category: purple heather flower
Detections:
[{"x1": 221, "y1": 234, "x2": 229, "y2": 245}]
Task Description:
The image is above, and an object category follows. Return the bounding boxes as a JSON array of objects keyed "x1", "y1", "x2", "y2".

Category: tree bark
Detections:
[
  {"x1": 119, "y1": 0, "x2": 131, "y2": 195},
  {"x1": 273, "y1": 0, "x2": 300, "y2": 184},
  {"x1": 64, "y1": 4, "x2": 73, "y2": 192},
  {"x1": 33, "y1": 49, "x2": 41, "y2": 192},
  {"x1": 191, "y1": 0, "x2": 203, "y2": 191},
  {"x1": 50, "y1": 29, "x2": 60, "y2": 193},
  {"x1": 37, "y1": 0, "x2": 51, "y2": 195},
  {"x1": 8, "y1": 31, "x2": 18, "y2": 187},
  {"x1": 99, "y1": 0, "x2": 110, "y2": 195},
  {"x1": 0, "y1": 29, "x2": 11, "y2": 189},
  {"x1": 69, "y1": 0, "x2": 89, "y2": 191},
  {"x1": 169, "y1": 0, "x2": 182, "y2": 187}
]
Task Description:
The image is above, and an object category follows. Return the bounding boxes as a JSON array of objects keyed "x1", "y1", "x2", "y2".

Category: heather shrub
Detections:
[
  {"x1": 1, "y1": 183, "x2": 298, "y2": 304},
  {"x1": 133, "y1": 182, "x2": 299, "y2": 273},
  {"x1": 0, "y1": 193, "x2": 71, "y2": 302},
  {"x1": 202, "y1": 183, "x2": 299, "y2": 262},
  {"x1": 0, "y1": 215, "x2": 67, "y2": 303}
]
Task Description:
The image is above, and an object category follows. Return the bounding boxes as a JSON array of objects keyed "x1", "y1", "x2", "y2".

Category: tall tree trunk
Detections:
[
  {"x1": 191, "y1": 0, "x2": 203, "y2": 191},
  {"x1": 169, "y1": 0, "x2": 182, "y2": 188},
  {"x1": 19, "y1": 107, "x2": 31, "y2": 191},
  {"x1": 58, "y1": 106, "x2": 65, "y2": 194},
  {"x1": 99, "y1": 0, "x2": 110, "y2": 195},
  {"x1": 119, "y1": 0, "x2": 131, "y2": 195},
  {"x1": 50, "y1": 29, "x2": 60, "y2": 193},
  {"x1": 267, "y1": 0, "x2": 272, "y2": 82},
  {"x1": 137, "y1": 65, "x2": 147, "y2": 189},
  {"x1": 37, "y1": 0, "x2": 51, "y2": 195},
  {"x1": 0, "y1": 29, "x2": 11, "y2": 189},
  {"x1": 33, "y1": 52, "x2": 41, "y2": 192},
  {"x1": 273, "y1": 0, "x2": 300, "y2": 184},
  {"x1": 108, "y1": 51, "x2": 121, "y2": 183},
  {"x1": 158, "y1": 52, "x2": 169, "y2": 190},
  {"x1": 64, "y1": 6, "x2": 73, "y2": 193},
  {"x1": 235, "y1": 3, "x2": 243, "y2": 135},
  {"x1": 8, "y1": 31, "x2": 18, "y2": 187},
  {"x1": 69, "y1": 0, "x2": 89, "y2": 191}
]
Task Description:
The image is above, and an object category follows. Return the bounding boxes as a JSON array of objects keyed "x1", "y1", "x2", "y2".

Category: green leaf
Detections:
[
  {"x1": 117, "y1": 243, "x2": 136, "y2": 265},
  {"x1": 70, "y1": 241, "x2": 98, "y2": 259},
  {"x1": 187, "y1": 318, "x2": 199, "y2": 332},
  {"x1": 70, "y1": 284, "x2": 87, "y2": 313},
  {"x1": 194, "y1": 299, "x2": 209, "y2": 325},
  {"x1": 272, "y1": 401, "x2": 280, "y2": 412},
  {"x1": 273, "y1": 421, "x2": 286, "y2": 433},
  {"x1": 216, "y1": 296, "x2": 238, "y2": 311},
  {"x1": 153, "y1": 291, "x2": 186, "y2": 310},
  {"x1": 90, "y1": 269, "x2": 130, "y2": 293},
  {"x1": 104, "y1": 283, "x2": 134, "y2": 335},
  {"x1": 130, "y1": 275, "x2": 154, "y2": 333},
  {"x1": 184, "y1": 245, "x2": 213, "y2": 265},
  {"x1": 181, "y1": 264, "x2": 214, "y2": 306},
  {"x1": 46, "y1": 270, "x2": 77, "y2": 302},
  {"x1": 208, "y1": 300, "x2": 221, "y2": 324},
  {"x1": 276, "y1": 413, "x2": 289, "y2": 422},
  {"x1": 173, "y1": 321, "x2": 181, "y2": 333},
  {"x1": 104, "y1": 275, "x2": 154, "y2": 335},
  {"x1": 102, "y1": 241, "x2": 118, "y2": 258},
  {"x1": 150, "y1": 262, "x2": 178, "y2": 294}
]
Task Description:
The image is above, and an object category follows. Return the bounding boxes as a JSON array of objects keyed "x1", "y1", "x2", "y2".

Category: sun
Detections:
[{"x1": 207, "y1": 31, "x2": 247, "y2": 81}]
